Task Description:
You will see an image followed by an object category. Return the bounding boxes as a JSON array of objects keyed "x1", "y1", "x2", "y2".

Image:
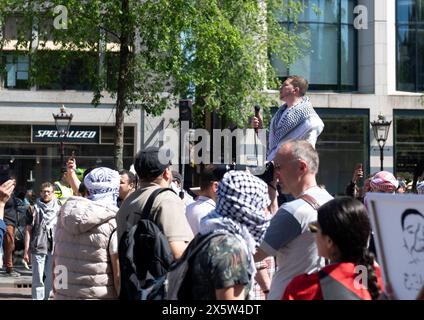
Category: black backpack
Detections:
[
  {"x1": 119, "y1": 188, "x2": 176, "y2": 300},
  {"x1": 167, "y1": 231, "x2": 228, "y2": 300}
]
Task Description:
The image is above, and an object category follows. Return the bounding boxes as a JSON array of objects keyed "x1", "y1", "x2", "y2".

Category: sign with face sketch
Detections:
[{"x1": 366, "y1": 193, "x2": 424, "y2": 300}]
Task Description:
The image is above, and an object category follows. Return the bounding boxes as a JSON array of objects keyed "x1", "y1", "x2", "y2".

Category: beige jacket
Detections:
[{"x1": 53, "y1": 196, "x2": 117, "y2": 300}]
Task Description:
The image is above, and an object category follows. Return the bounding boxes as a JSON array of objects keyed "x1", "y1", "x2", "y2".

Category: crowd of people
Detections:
[{"x1": 1, "y1": 75, "x2": 424, "y2": 300}]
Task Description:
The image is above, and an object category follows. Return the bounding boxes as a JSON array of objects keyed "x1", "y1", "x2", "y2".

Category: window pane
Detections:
[
  {"x1": 290, "y1": 23, "x2": 338, "y2": 85},
  {"x1": 419, "y1": 0, "x2": 424, "y2": 22},
  {"x1": 298, "y1": 0, "x2": 339, "y2": 23},
  {"x1": 397, "y1": 25, "x2": 416, "y2": 91},
  {"x1": 395, "y1": 111, "x2": 424, "y2": 179},
  {"x1": 3, "y1": 52, "x2": 30, "y2": 89},
  {"x1": 341, "y1": 0, "x2": 355, "y2": 24},
  {"x1": 418, "y1": 27, "x2": 424, "y2": 91},
  {"x1": 397, "y1": 0, "x2": 416, "y2": 23},
  {"x1": 341, "y1": 25, "x2": 356, "y2": 86},
  {"x1": 316, "y1": 110, "x2": 369, "y2": 195}
]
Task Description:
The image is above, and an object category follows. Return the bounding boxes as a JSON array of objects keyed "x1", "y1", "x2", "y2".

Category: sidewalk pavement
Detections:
[{"x1": 0, "y1": 265, "x2": 32, "y2": 300}]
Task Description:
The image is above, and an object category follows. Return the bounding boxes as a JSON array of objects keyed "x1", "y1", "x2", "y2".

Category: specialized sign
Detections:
[
  {"x1": 366, "y1": 193, "x2": 424, "y2": 300},
  {"x1": 32, "y1": 125, "x2": 99, "y2": 143}
]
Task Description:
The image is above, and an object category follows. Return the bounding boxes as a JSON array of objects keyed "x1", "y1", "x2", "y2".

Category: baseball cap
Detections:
[{"x1": 134, "y1": 146, "x2": 172, "y2": 179}]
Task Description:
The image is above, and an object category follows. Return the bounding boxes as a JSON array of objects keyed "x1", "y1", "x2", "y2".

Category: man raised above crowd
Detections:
[{"x1": 252, "y1": 75, "x2": 324, "y2": 160}]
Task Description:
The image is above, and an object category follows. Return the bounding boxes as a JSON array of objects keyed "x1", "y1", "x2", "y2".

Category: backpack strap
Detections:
[
  {"x1": 108, "y1": 228, "x2": 117, "y2": 255},
  {"x1": 140, "y1": 187, "x2": 175, "y2": 221},
  {"x1": 125, "y1": 187, "x2": 176, "y2": 231},
  {"x1": 298, "y1": 193, "x2": 320, "y2": 210}
]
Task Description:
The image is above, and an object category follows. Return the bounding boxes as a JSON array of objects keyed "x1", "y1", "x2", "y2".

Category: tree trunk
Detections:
[{"x1": 114, "y1": 0, "x2": 131, "y2": 170}]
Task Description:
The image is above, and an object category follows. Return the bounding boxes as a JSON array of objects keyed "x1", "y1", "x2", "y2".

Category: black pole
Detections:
[
  {"x1": 60, "y1": 140, "x2": 64, "y2": 168},
  {"x1": 380, "y1": 145, "x2": 384, "y2": 171}
]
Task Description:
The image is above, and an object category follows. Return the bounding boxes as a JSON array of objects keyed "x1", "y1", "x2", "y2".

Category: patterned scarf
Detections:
[
  {"x1": 268, "y1": 96, "x2": 320, "y2": 155},
  {"x1": 199, "y1": 170, "x2": 271, "y2": 255},
  {"x1": 84, "y1": 167, "x2": 120, "y2": 207},
  {"x1": 417, "y1": 181, "x2": 424, "y2": 194},
  {"x1": 370, "y1": 171, "x2": 398, "y2": 194},
  {"x1": 35, "y1": 197, "x2": 61, "y2": 230}
]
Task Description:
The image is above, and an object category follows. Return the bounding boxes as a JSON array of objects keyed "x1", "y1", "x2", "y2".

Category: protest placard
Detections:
[{"x1": 366, "y1": 193, "x2": 424, "y2": 300}]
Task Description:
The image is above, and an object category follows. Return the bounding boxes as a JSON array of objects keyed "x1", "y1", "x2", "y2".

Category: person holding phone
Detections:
[{"x1": 345, "y1": 163, "x2": 364, "y2": 199}]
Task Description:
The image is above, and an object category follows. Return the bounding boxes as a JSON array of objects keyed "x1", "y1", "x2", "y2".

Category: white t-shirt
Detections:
[
  {"x1": 185, "y1": 196, "x2": 216, "y2": 235},
  {"x1": 260, "y1": 186, "x2": 333, "y2": 300}
]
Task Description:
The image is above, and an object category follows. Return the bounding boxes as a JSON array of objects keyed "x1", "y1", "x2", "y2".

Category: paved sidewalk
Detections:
[{"x1": 0, "y1": 265, "x2": 32, "y2": 300}]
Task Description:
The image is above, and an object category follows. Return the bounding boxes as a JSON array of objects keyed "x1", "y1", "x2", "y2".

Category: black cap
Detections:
[{"x1": 134, "y1": 146, "x2": 172, "y2": 179}]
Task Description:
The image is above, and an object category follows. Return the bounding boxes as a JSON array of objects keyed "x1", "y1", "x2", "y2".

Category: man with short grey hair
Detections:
[{"x1": 255, "y1": 140, "x2": 333, "y2": 300}]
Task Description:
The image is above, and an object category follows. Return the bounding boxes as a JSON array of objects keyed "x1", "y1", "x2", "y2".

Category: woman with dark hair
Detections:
[{"x1": 282, "y1": 197, "x2": 384, "y2": 300}]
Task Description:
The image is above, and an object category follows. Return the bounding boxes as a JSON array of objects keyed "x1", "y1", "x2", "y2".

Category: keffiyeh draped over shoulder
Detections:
[
  {"x1": 268, "y1": 96, "x2": 323, "y2": 159},
  {"x1": 83, "y1": 167, "x2": 120, "y2": 207},
  {"x1": 199, "y1": 170, "x2": 271, "y2": 253}
]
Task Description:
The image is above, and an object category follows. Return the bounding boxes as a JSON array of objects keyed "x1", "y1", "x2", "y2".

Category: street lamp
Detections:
[
  {"x1": 52, "y1": 105, "x2": 73, "y2": 168},
  {"x1": 370, "y1": 114, "x2": 391, "y2": 171}
]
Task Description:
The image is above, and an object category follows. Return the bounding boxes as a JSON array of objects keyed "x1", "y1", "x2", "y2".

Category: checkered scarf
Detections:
[
  {"x1": 199, "y1": 170, "x2": 271, "y2": 253},
  {"x1": 417, "y1": 181, "x2": 424, "y2": 194},
  {"x1": 269, "y1": 96, "x2": 319, "y2": 154},
  {"x1": 84, "y1": 167, "x2": 120, "y2": 207},
  {"x1": 370, "y1": 171, "x2": 399, "y2": 194}
]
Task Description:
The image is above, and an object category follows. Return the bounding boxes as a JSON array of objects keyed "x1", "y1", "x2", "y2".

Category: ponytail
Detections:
[{"x1": 358, "y1": 250, "x2": 380, "y2": 300}]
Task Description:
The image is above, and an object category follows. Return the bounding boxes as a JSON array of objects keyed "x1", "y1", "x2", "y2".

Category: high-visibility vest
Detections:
[{"x1": 54, "y1": 181, "x2": 73, "y2": 205}]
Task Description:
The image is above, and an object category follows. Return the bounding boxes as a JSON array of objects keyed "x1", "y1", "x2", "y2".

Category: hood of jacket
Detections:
[{"x1": 58, "y1": 196, "x2": 118, "y2": 235}]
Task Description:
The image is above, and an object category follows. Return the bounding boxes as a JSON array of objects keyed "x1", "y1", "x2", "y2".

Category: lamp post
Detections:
[
  {"x1": 52, "y1": 105, "x2": 73, "y2": 168},
  {"x1": 370, "y1": 114, "x2": 391, "y2": 171}
]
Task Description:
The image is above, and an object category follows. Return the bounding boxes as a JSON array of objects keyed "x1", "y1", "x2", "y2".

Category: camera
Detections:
[{"x1": 254, "y1": 161, "x2": 274, "y2": 185}]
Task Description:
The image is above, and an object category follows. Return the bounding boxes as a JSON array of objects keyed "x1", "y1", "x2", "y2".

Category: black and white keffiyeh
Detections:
[
  {"x1": 84, "y1": 167, "x2": 120, "y2": 207},
  {"x1": 268, "y1": 96, "x2": 320, "y2": 155},
  {"x1": 199, "y1": 170, "x2": 271, "y2": 252},
  {"x1": 199, "y1": 170, "x2": 271, "y2": 284}
]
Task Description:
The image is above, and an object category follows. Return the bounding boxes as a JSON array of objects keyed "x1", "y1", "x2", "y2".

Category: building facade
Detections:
[{"x1": 271, "y1": 0, "x2": 423, "y2": 194}]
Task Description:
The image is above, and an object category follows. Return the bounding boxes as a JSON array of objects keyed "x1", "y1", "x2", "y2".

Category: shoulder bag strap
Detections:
[{"x1": 298, "y1": 193, "x2": 320, "y2": 210}]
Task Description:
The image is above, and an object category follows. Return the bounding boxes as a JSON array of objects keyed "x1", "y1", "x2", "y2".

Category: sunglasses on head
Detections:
[{"x1": 308, "y1": 221, "x2": 320, "y2": 233}]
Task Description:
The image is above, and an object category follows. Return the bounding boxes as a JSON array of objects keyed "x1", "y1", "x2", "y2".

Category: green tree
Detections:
[{"x1": 0, "y1": 0, "x2": 306, "y2": 169}]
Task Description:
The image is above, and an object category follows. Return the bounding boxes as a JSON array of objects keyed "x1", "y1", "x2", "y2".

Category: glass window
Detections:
[
  {"x1": 341, "y1": 0, "x2": 355, "y2": 24},
  {"x1": 272, "y1": 0, "x2": 358, "y2": 92},
  {"x1": 397, "y1": 0, "x2": 416, "y2": 23},
  {"x1": 35, "y1": 51, "x2": 97, "y2": 91},
  {"x1": 298, "y1": 0, "x2": 339, "y2": 23},
  {"x1": 288, "y1": 24, "x2": 339, "y2": 86},
  {"x1": 394, "y1": 110, "x2": 424, "y2": 180},
  {"x1": 341, "y1": 25, "x2": 356, "y2": 87},
  {"x1": 396, "y1": 0, "x2": 424, "y2": 92},
  {"x1": 3, "y1": 53, "x2": 30, "y2": 89},
  {"x1": 101, "y1": 126, "x2": 135, "y2": 145},
  {"x1": 315, "y1": 108, "x2": 369, "y2": 195}
]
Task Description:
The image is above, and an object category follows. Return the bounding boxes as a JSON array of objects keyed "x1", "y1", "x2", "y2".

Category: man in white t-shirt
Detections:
[
  {"x1": 185, "y1": 165, "x2": 219, "y2": 235},
  {"x1": 255, "y1": 140, "x2": 333, "y2": 300}
]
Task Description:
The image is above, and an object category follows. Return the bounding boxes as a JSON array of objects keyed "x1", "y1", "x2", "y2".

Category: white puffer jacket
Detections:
[{"x1": 53, "y1": 196, "x2": 118, "y2": 300}]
